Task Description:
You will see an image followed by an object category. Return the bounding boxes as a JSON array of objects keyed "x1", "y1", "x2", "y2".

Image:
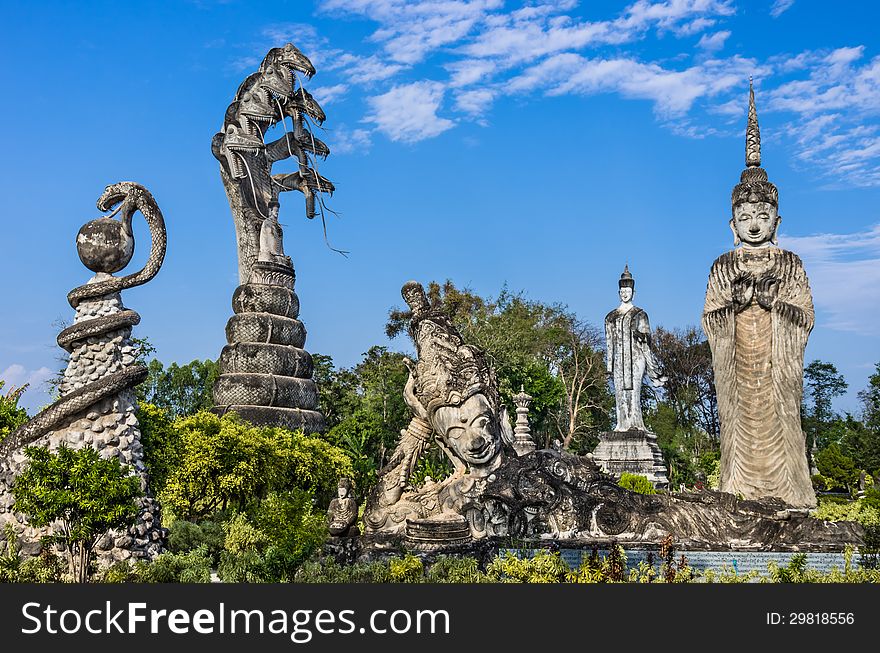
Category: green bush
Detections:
[
  {"x1": 160, "y1": 412, "x2": 353, "y2": 521},
  {"x1": 294, "y1": 557, "x2": 392, "y2": 583},
  {"x1": 618, "y1": 473, "x2": 657, "y2": 495},
  {"x1": 148, "y1": 547, "x2": 212, "y2": 583},
  {"x1": 96, "y1": 560, "x2": 153, "y2": 583},
  {"x1": 389, "y1": 554, "x2": 424, "y2": 583},
  {"x1": 485, "y1": 550, "x2": 569, "y2": 583},
  {"x1": 425, "y1": 556, "x2": 486, "y2": 583},
  {"x1": 167, "y1": 518, "x2": 225, "y2": 564},
  {"x1": 813, "y1": 496, "x2": 880, "y2": 526},
  {"x1": 216, "y1": 491, "x2": 329, "y2": 583}
]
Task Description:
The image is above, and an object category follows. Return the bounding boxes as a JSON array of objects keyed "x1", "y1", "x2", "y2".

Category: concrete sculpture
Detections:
[
  {"x1": 211, "y1": 43, "x2": 332, "y2": 433},
  {"x1": 357, "y1": 282, "x2": 853, "y2": 551},
  {"x1": 593, "y1": 266, "x2": 668, "y2": 486},
  {"x1": 0, "y1": 182, "x2": 168, "y2": 563},
  {"x1": 702, "y1": 82, "x2": 816, "y2": 509}
]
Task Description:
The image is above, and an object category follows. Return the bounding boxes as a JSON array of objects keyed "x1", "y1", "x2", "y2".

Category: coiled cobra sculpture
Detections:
[{"x1": 0, "y1": 182, "x2": 166, "y2": 457}]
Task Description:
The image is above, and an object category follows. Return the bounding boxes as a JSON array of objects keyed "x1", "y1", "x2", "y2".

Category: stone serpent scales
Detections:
[{"x1": 0, "y1": 182, "x2": 166, "y2": 457}]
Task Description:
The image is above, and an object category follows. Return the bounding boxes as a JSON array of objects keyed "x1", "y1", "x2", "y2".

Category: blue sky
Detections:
[{"x1": 1, "y1": 0, "x2": 878, "y2": 415}]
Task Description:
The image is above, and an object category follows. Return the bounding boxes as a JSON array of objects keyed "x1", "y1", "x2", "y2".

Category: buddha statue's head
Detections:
[
  {"x1": 401, "y1": 281, "x2": 513, "y2": 475},
  {"x1": 730, "y1": 80, "x2": 780, "y2": 249},
  {"x1": 618, "y1": 265, "x2": 635, "y2": 303}
]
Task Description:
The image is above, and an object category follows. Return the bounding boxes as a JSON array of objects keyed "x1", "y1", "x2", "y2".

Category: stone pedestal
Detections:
[
  {"x1": 592, "y1": 428, "x2": 668, "y2": 488},
  {"x1": 213, "y1": 261, "x2": 325, "y2": 433}
]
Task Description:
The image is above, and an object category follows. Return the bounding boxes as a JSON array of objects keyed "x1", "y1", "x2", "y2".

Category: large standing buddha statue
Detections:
[{"x1": 702, "y1": 81, "x2": 816, "y2": 509}]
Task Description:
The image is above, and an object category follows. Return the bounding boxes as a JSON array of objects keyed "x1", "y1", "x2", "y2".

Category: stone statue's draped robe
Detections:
[
  {"x1": 702, "y1": 246, "x2": 816, "y2": 508},
  {"x1": 605, "y1": 306, "x2": 662, "y2": 431}
]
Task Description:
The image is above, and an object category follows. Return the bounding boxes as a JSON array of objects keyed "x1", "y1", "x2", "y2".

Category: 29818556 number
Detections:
[{"x1": 789, "y1": 613, "x2": 854, "y2": 625}]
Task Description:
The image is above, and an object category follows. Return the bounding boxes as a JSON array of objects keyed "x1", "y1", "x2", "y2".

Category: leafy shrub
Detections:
[
  {"x1": 97, "y1": 560, "x2": 153, "y2": 583},
  {"x1": 160, "y1": 412, "x2": 353, "y2": 521},
  {"x1": 618, "y1": 473, "x2": 657, "y2": 495},
  {"x1": 167, "y1": 518, "x2": 225, "y2": 564},
  {"x1": 485, "y1": 550, "x2": 569, "y2": 583},
  {"x1": 216, "y1": 491, "x2": 329, "y2": 583},
  {"x1": 148, "y1": 547, "x2": 212, "y2": 583},
  {"x1": 566, "y1": 544, "x2": 628, "y2": 583},
  {"x1": 813, "y1": 496, "x2": 880, "y2": 526},
  {"x1": 425, "y1": 556, "x2": 486, "y2": 583},
  {"x1": 294, "y1": 557, "x2": 392, "y2": 583},
  {"x1": 389, "y1": 554, "x2": 424, "y2": 583}
]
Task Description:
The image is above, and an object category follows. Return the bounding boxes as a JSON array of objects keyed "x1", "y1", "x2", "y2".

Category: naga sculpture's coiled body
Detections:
[
  {"x1": 0, "y1": 182, "x2": 166, "y2": 457},
  {"x1": 0, "y1": 182, "x2": 168, "y2": 564}
]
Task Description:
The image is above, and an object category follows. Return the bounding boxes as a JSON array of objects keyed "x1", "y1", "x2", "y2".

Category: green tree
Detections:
[
  {"x1": 326, "y1": 409, "x2": 384, "y2": 500},
  {"x1": 137, "y1": 402, "x2": 183, "y2": 493},
  {"x1": 650, "y1": 326, "x2": 719, "y2": 437},
  {"x1": 815, "y1": 442, "x2": 859, "y2": 494},
  {"x1": 355, "y1": 346, "x2": 410, "y2": 468},
  {"x1": 138, "y1": 358, "x2": 219, "y2": 418},
  {"x1": 159, "y1": 411, "x2": 353, "y2": 521},
  {"x1": 803, "y1": 360, "x2": 848, "y2": 468},
  {"x1": 311, "y1": 353, "x2": 360, "y2": 429},
  {"x1": 0, "y1": 381, "x2": 28, "y2": 445},
  {"x1": 859, "y1": 363, "x2": 880, "y2": 433},
  {"x1": 12, "y1": 445, "x2": 142, "y2": 583}
]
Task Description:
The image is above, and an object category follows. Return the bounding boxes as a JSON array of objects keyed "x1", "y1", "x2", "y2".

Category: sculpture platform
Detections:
[{"x1": 592, "y1": 428, "x2": 669, "y2": 488}]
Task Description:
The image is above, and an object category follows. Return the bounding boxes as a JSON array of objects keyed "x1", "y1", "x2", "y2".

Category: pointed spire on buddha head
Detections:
[
  {"x1": 732, "y1": 79, "x2": 778, "y2": 210},
  {"x1": 730, "y1": 80, "x2": 781, "y2": 247},
  {"x1": 618, "y1": 264, "x2": 635, "y2": 303}
]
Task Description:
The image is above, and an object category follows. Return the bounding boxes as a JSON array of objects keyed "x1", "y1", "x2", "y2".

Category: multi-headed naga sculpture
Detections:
[
  {"x1": 211, "y1": 43, "x2": 332, "y2": 433},
  {"x1": 360, "y1": 282, "x2": 858, "y2": 551},
  {"x1": 703, "y1": 81, "x2": 816, "y2": 509},
  {"x1": 0, "y1": 182, "x2": 168, "y2": 563}
]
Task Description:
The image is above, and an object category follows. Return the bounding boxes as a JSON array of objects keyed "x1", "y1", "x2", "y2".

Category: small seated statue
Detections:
[
  {"x1": 257, "y1": 200, "x2": 293, "y2": 268},
  {"x1": 327, "y1": 478, "x2": 359, "y2": 536}
]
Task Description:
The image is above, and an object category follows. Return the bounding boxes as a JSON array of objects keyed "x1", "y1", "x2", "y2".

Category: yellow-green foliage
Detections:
[
  {"x1": 701, "y1": 566, "x2": 760, "y2": 583},
  {"x1": 813, "y1": 497, "x2": 880, "y2": 526},
  {"x1": 618, "y1": 473, "x2": 657, "y2": 495},
  {"x1": 389, "y1": 554, "x2": 424, "y2": 583},
  {"x1": 485, "y1": 550, "x2": 570, "y2": 583},
  {"x1": 159, "y1": 411, "x2": 353, "y2": 520}
]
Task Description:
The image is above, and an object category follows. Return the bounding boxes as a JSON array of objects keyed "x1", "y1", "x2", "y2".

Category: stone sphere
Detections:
[{"x1": 76, "y1": 218, "x2": 134, "y2": 273}]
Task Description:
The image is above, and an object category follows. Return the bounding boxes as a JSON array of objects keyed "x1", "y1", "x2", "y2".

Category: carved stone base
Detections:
[
  {"x1": 405, "y1": 515, "x2": 472, "y2": 550},
  {"x1": 213, "y1": 260, "x2": 326, "y2": 434},
  {"x1": 592, "y1": 429, "x2": 669, "y2": 488}
]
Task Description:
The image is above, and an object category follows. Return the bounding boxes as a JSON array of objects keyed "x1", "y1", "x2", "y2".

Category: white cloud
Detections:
[
  {"x1": 506, "y1": 53, "x2": 762, "y2": 118},
  {"x1": 329, "y1": 126, "x2": 373, "y2": 154},
  {"x1": 0, "y1": 364, "x2": 54, "y2": 413},
  {"x1": 697, "y1": 30, "x2": 730, "y2": 51},
  {"x1": 312, "y1": 83, "x2": 349, "y2": 105},
  {"x1": 770, "y1": 0, "x2": 795, "y2": 18},
  {"x1": 769, "y1": 49, "x2": 880, "y2": 186},
  {"x1": 780, "y1": 225, "x2": 880, "y2": 335},
  {"x1": 365, "y1": 81, "x2": 456, "y2": 142},
  {"x1": 454, "y1": 88, "x2": 495, "y2": 116},
  {"x1": 322, "y1": 0, "x2": 504, "y2": 64}
]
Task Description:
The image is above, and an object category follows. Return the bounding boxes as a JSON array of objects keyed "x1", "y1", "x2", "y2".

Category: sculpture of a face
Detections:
[
  {"x1": 432, "y1": 393, "x2": 502, "y2": 469},
  {"x1": 619, "y1": 286, "x2": 633, "y2": 303},
  {"x1": 731, "y1": 201, "x2": 779, "y2": 247}
]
